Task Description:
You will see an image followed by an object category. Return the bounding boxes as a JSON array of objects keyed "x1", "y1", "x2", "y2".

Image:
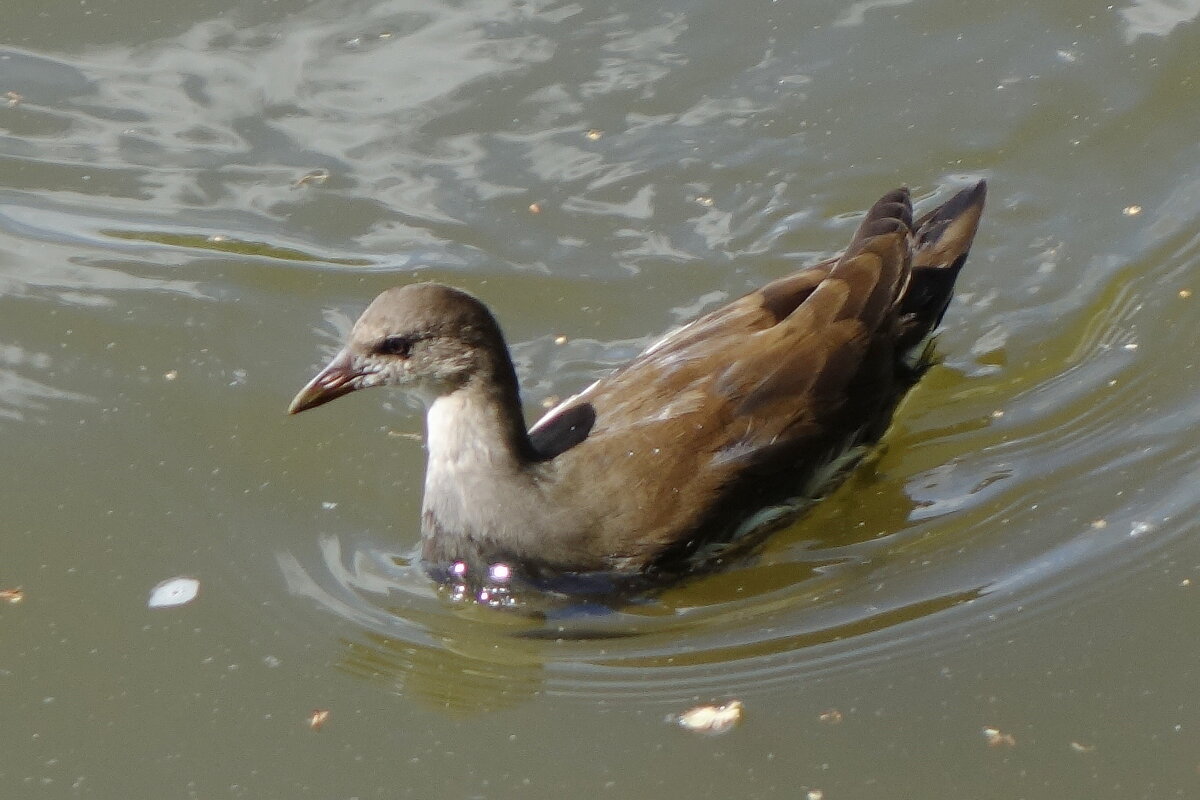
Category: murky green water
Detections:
[{"x1": 4, "y1": 0, "x2": 1200, "y2": 797}]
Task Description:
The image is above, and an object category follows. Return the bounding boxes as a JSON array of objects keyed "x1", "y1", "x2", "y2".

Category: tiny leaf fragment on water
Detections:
[
  {"x1": 674, "y1": 700, "x2": 744, "y2": 735},
  {"x1": 294, "y1": 168, "x2": 330, "y2": 187}
]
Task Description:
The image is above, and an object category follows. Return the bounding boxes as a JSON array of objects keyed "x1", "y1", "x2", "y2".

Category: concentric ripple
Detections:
[{"x1": 275, "y1": 210, "x2": 1200, "y2": 710}]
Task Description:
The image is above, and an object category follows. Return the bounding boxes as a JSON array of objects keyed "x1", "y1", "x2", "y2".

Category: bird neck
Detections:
[
  {"x1": 419, "y1": 368, "x2": 543, "y2": 569},
  {"x1": 423, "y1": 362, "x2": 537, "y2": 476}
]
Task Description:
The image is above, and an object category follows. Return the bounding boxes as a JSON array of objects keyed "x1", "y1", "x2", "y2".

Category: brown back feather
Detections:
[{"x1": 525, "y1": 183, "x2": 985, "y2": 566}]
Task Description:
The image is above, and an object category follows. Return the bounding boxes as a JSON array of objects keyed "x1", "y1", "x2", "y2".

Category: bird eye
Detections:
[{"x1": 376, "y1": 335, "x2": 413, "y2": 357}]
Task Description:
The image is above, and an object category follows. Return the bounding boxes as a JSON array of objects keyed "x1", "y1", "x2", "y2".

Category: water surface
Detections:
[{"x1": 3, "y1": 0, "x2": 1200, "y2": 797}]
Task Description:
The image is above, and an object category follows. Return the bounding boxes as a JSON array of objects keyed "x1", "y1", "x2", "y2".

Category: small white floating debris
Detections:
[
  {"x1": 148, "y1": 576, "x2": 200, "y2": 608},
  {"x1": 674, "y1": 700, "x2": 744, "y2": 735},
  {"x1": 1122, "y1": 205, "x2": 1142, "y2": 217},
  {"x1": 308, "y1": 709, "x2": 331, "y2": 731},
  {"x1": 1129, "y1": 520, "x2": 1154, "y2": 537}
]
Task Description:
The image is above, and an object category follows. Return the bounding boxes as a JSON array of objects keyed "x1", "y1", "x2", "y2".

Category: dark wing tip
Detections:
[
  {"x1": 868, "y1": 187, "x2": 914, "y2": 230},
  {"x1": 839, "y1": 187, "x2": 914, "y2": 265}
]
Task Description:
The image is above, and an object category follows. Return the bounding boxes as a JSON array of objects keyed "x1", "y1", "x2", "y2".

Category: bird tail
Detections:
[{"x1": 897, "y1": 180, "x2": 987, "y2": 351}]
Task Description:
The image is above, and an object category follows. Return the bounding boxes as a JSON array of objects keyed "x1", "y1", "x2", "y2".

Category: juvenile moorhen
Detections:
[{"x1": 289, "y1": 182, "x2": 986, "y2": 581}]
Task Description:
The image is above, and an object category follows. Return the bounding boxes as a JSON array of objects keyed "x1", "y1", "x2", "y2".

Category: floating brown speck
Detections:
[
  {"x1": 0, "y1": 588, "x2": 24, "y2": 604},
  {"x1": 983, "y1": 726, "x2": 1016, "y2": 748},
  {"x1": 528, "y1": 202, "x2": 542, "y2": 214},
  {"x1": 308, "y1": 709, "x2": 330, "y2": 731},
  {"x1": 675, "y1": 700, "x2": 744, "y2": 735},
  {"x1": 1069, "y1": 741, "x2": 1096, "y2": 753},
  {"x1": 818, "y1": 708, "x2": 843, "y2": 724}
]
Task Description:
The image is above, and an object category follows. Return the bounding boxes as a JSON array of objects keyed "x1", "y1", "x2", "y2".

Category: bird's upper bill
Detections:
[{"x1": 288, "y1": 348, "x2": 364, "y2": 414}]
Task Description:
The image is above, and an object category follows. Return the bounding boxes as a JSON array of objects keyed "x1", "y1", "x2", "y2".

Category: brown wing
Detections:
[
  {"x1": 529, "y1": 183, "x2": 985, "y2": 566},
  {"x1": 526, "y1": 261, "x2": 836, "y2": 458}
]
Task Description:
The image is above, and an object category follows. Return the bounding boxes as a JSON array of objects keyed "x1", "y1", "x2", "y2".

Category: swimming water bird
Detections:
[{"x1": 289, "y1": 182, "x2": 986, "y2": 584}]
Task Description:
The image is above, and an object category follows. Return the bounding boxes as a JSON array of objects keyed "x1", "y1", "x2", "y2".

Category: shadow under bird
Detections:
[{"x1": 289, "y1": 182, "x2": 986, "y2": 587}]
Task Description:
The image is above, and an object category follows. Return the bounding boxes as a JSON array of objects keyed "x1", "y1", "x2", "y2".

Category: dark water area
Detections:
[{"x1": 3, "y1": 0, "x2": 1200, "y2": 797}]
